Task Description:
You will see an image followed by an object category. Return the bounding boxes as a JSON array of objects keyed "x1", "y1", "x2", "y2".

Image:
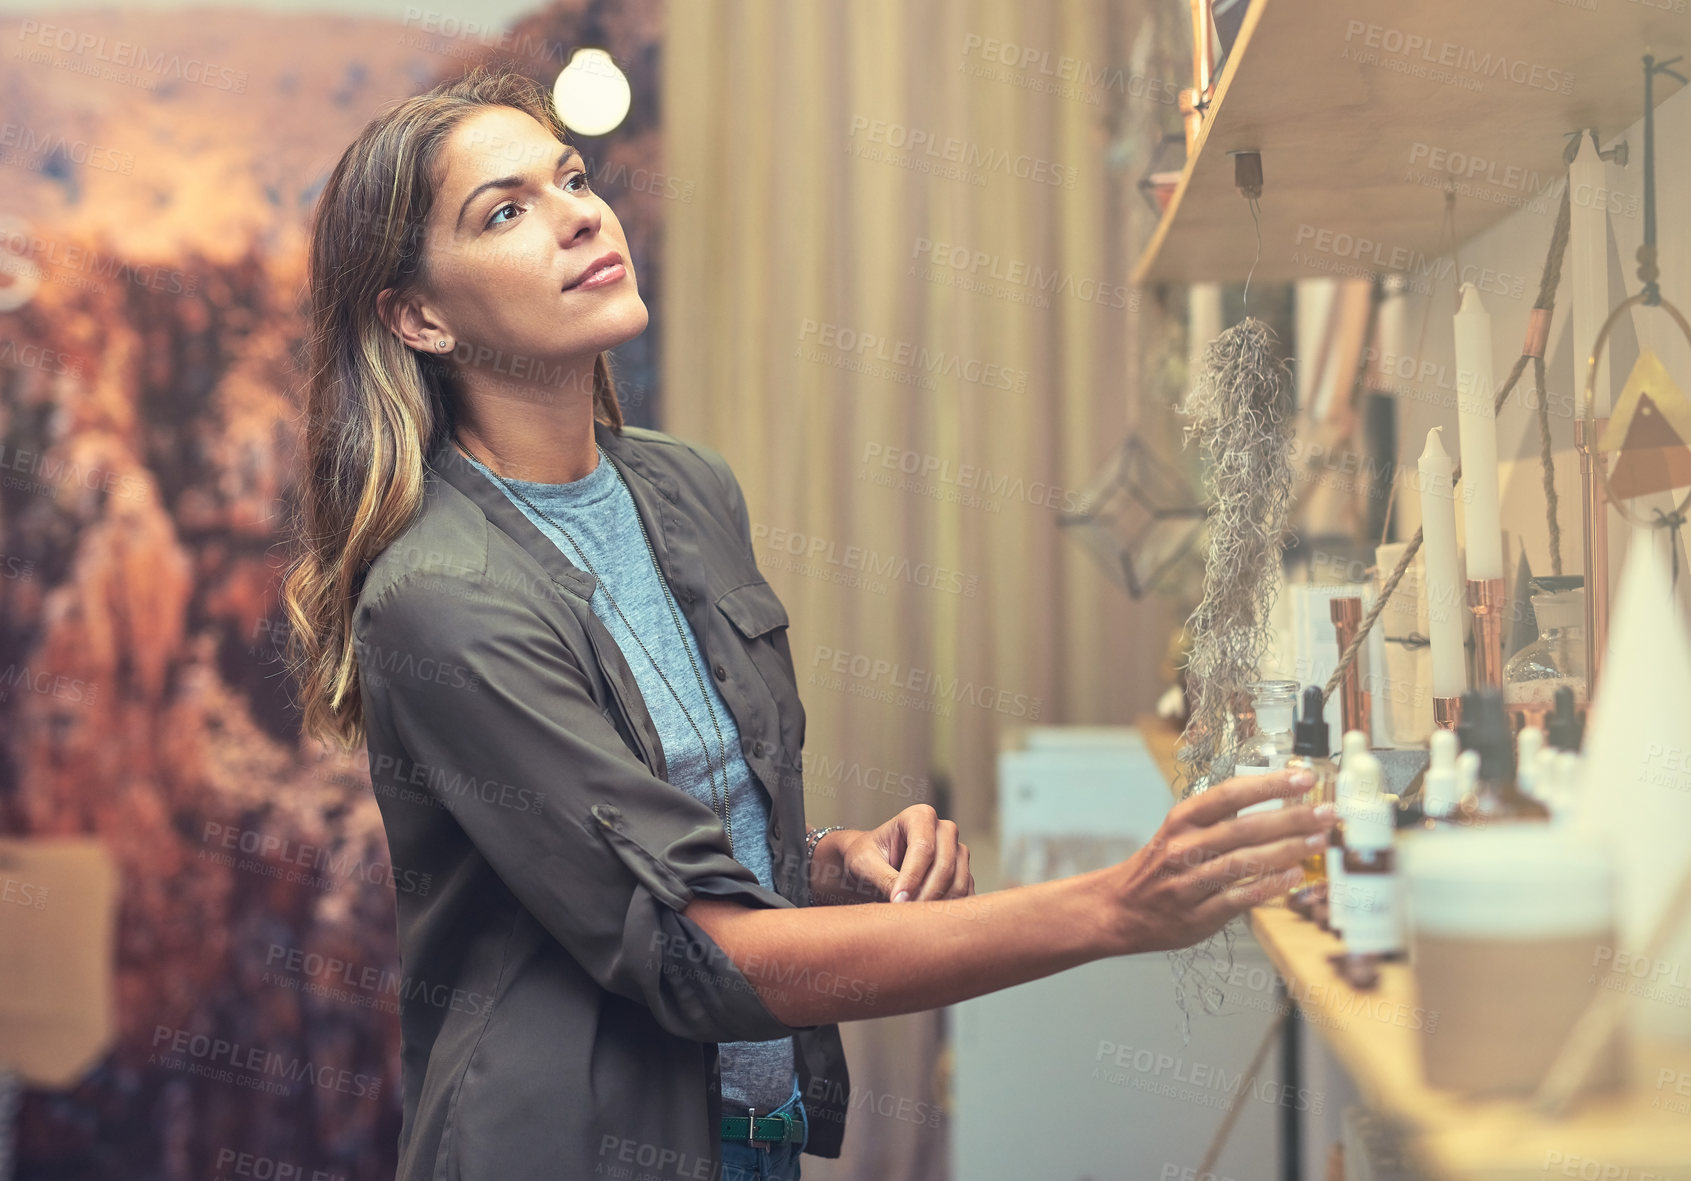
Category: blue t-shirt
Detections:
[{"x1": 461, "y1": 445, "x2": 799, "y2": 1113}]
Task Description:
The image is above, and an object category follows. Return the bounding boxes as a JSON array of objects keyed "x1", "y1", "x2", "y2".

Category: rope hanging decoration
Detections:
[{"x1": 1167, "y1": 150, "x2": 1299, "y2": 1027}]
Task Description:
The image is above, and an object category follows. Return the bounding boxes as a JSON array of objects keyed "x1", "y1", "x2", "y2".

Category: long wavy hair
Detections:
[{"x1": 282, "y1": 63, "x2": 623, "y2": 751}]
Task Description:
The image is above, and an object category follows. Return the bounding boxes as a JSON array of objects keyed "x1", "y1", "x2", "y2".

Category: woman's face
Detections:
[{"x1": 416, "y1": 105, "x2": 648, "y2": 383}]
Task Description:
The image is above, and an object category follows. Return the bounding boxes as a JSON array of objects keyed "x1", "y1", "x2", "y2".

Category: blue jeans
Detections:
[{"x1": 718, "y1": 1085, "x2": 806, "y2": 1181}]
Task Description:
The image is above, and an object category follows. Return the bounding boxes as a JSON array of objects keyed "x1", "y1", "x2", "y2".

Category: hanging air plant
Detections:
[{"x1": 1173, "y1": 317, "x2": 1297, "y2": 797}]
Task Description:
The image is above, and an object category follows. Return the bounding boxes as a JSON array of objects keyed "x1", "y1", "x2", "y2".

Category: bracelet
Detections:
[{"x1": 805, "y1": 825, "x2": 847, "y2": 862}]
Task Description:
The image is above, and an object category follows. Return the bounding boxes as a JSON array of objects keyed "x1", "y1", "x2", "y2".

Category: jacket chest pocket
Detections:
[{"x1": 714, "y1": 579, "x2": 806, "y2": 765}]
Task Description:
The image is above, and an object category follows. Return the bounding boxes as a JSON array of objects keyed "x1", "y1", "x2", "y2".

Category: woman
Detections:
[{"x1": 283, "y1": 64, "x2": 1333, "y2": 1181}]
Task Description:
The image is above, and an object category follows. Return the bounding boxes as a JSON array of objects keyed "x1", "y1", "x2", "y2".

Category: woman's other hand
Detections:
[{"x1": 812, "y1": 805, "x2": 973, "y2": 905}]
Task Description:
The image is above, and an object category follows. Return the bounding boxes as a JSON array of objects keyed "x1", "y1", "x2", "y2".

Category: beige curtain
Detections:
[{"x1": 664, "y1": 3, "x2": 1164, "y2": 1177}]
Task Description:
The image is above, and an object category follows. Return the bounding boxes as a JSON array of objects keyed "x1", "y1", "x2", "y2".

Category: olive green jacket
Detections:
[{"x1": 354, "y1": 418, "x2": 850, "y2": 1181}]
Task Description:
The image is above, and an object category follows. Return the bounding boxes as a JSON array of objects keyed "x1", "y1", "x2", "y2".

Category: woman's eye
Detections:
[{"x1": 485, "y1": 170, "x2": 592, "y2": 228}]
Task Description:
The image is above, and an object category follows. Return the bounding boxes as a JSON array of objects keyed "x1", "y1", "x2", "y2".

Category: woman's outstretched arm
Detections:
[{"x1": 685, "y1": 768, "x2": 1332, "y2": 1027}]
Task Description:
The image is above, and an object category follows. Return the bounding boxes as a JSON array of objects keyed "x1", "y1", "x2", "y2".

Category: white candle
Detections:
[
  {"x1": 1453, "y1": 282, "x2": 1505, "y2": 580},
  {"x1": 1419, "y1": 427, "x2": 1467, "y2": 699}
]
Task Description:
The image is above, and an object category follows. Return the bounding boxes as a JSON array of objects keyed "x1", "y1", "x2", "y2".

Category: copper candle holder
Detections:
[
  {"x1": 1329, "y1": 596, "x2": 1372, "y2": 738},
  {"x1": 1466, "y1": 577, "x2": 1508, "y2": 689},
  {"x1": 1433, "y1": 695, "x2": 1463, "y2": 731}
]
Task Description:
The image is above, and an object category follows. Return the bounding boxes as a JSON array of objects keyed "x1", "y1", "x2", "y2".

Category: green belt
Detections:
[{"x1": 719, "y1": 1109, "x2": 805, "y2": 1145}]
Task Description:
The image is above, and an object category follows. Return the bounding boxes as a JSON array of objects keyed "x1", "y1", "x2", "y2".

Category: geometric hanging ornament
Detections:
[
  {"x1": 1584, "y1": 291, "x2": 1691, "y2": 532},
  {"x1": 1598, "y1": 349, "x2": 1691, "y2": 500},
  {"x1": 1059, "y1": 435, "x2": 1211, "y2": 599}
]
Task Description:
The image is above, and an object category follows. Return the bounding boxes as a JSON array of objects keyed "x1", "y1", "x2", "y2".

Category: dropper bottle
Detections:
[
  {"x1": 1317, "y1": 730, "x2": 1370, "y2": 935},
  {"x1": 1547, "y1": 749, "x2": 1582, "y2": 819},
  {"x1": 1283, "y1": 685, "x2": 1336, "y2": 921},
  {"x1": 1546, "y1": 684, "x2": 1585, "y2": 752},
  {"x1": 1419, "y1": 729, "x2": 1461, "y2": 828},
  {"x1": 1516, "y1": 725, "x2": 1546, "y2": 803},
  {"x1": 1456, "y1": 749, "x2": 1480, "y2": 805},
  {"x1": 1334, "y1": 752, "x2": 1402, "y2": 990},
  {"x1": 1454, "y1": 689, "x2": 1551, "y2": 825},
  {"x1": 1540, "y1": 684, "x2": 1585, "y2": 820}
]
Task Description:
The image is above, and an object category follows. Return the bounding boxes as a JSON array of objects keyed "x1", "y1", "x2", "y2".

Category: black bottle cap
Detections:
[
  {"x1": 1546, "y1": 685, "x2": 1585, "y2": 752},
  {"x1": 1458, "y1": 688, "x2": 1515, "y2": 783},
  {"x1": 1292, "y1": 685, "x2": 1329, "y2": 756}
]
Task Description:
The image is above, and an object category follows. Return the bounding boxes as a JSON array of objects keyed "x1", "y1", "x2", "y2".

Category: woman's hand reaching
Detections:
[{"x1": 1103, "y1": 768, "x2": 1335, "y2": 955}]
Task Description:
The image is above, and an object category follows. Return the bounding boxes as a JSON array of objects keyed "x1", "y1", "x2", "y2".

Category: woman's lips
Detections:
[{"x1": 569, "y1": 261, "x2": 625, "y2": 291}]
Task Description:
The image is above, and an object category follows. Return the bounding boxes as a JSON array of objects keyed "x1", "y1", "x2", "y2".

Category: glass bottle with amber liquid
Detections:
[
  {"x1": 1283, "y1": 685, "x2": 1335, "y2": 920},
  {"x1": 1455, "y1": 688, "x2": 1550, "y2": 825}
]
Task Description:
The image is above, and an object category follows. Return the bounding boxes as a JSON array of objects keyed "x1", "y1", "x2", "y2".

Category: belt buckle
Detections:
[{"x1": 745, "y1": 1106, "x2": 791, "y2": 1147}]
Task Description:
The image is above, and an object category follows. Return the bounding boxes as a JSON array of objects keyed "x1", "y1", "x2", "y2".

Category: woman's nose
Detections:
[{"x1": 551, "y1": 191, "x2": 600, "y2": 246}]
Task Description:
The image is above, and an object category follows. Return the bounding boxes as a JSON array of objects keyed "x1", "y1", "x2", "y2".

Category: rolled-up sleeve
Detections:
[{"x1": 355, "y1": 569, "x2": 814, "y2": 1044}]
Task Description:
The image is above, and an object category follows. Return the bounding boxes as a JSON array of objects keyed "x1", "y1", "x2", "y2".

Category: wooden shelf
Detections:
[
  {"x1": 1133, "y1": 0, "x2": 1691, "y2": 288},
  {"x1": 1251, "y1": 903, "x2": 1691, "y2": 1181},
  {"x1": 1137, "y1": 716, "x2": 1691, "y2": 1176}
]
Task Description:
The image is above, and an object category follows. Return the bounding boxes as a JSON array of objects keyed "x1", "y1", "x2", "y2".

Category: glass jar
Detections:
[
  {"x1": 1237, "y1": 679, "x2": 1299, "y2": 776},
  {"x1": 1503, "y1": 577, "x2": 1587, "y2": 733}
]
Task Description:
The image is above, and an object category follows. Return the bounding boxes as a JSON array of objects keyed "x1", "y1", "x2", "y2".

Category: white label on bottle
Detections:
[
  {"x1": 1338, "y1": 872, "x2": 1402, "y2": 955},
  {"x1": 1325, "y1": 846, "x2": 1346, "y2": 932}
]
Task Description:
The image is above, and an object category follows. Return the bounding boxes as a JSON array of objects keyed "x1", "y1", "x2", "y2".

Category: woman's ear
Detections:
[{"x1": 377, "y1": 287, "x2": 445, "y2": 356}]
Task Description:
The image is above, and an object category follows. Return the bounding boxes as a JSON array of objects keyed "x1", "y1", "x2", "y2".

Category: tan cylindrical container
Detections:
[{"x1": 1402, "y1": 827, "x2": 1626, "y2": 1096}]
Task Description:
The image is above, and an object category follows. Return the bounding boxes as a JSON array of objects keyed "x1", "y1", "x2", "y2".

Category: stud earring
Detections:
[{"x1": 437, "y1": 340, "x2": 449, "y2": 350}]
